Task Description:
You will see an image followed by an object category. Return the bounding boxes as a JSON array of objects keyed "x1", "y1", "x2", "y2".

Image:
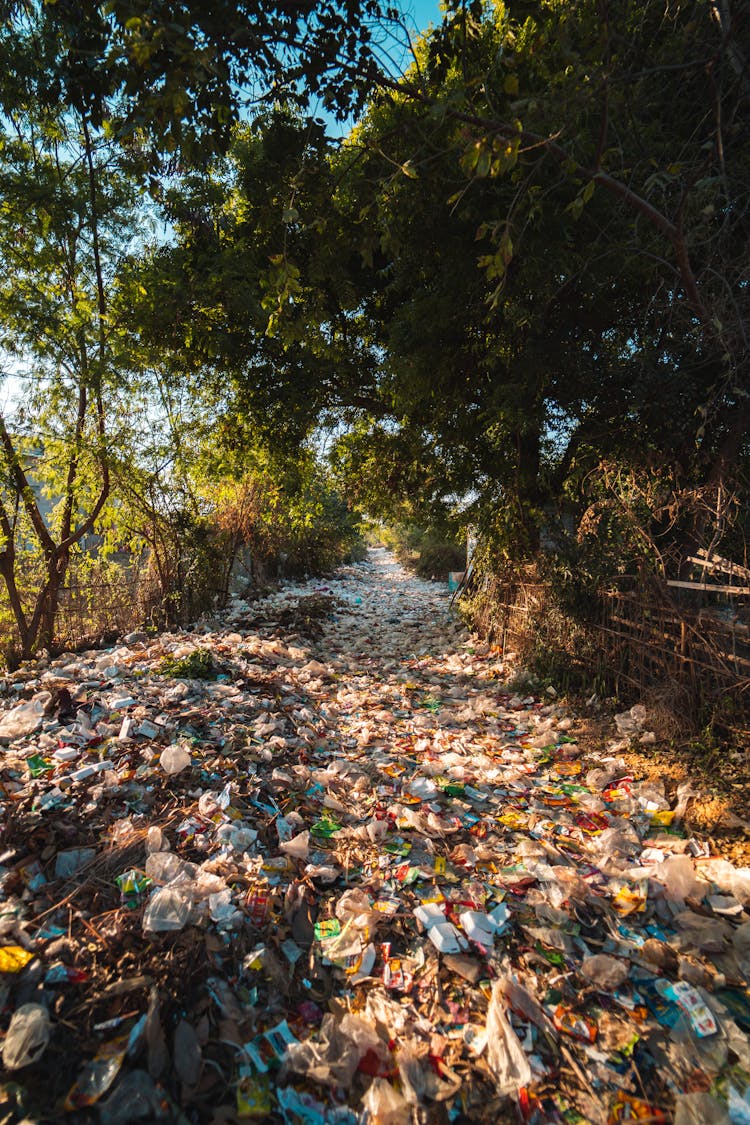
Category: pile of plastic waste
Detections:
[{"x1": 1, "y1": 549, "x2": 749, "y2": 1123}]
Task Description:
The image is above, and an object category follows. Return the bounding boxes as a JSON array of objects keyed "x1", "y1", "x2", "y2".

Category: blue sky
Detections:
[
  {"x1": 403, "y1": 0, "x2": 443, "y2": 33},
  {"x1": 319, "y1": 0, "x2": 443, "y2": 135}
]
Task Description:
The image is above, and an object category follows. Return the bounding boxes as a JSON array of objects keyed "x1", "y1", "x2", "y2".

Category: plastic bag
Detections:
[
  {"x1": 360, "y1": 1078, "x2": 411, "y2": 1125},
  {"x1": 730, "y1": 868, "x2": 750, "y2": 906},
  {"x1": 159, "y1": 743, "x2": 191, "y2": 775},
  {"x1": 208, "y1": 889, "x2": 242, "y2": 930},
  {"x1": 277, "y1": 1086, "x2": 358, "y2": 1124},
  {"x1": 336, "y1": 888, "x2": 380, "y2": 935},
  {"x1": 0, "y1": 698, "x2": 46, "y2": 742},
  {"x1": 485, "y1": 979, "x2": 532, "y2": 1095},
  {"x1": 581, "y1": 954, "x2": 629, "y2": 990},
  {"x1": 145, "y1": 827, "x2": 169, "y2": 855},
  {"x1": 143, "y1": 887, "x2": 192, "y2": 932},
  {"x1": 283, "y1": 1014, "x2": 361, "y2": 1087},
  {"x1": 145, "y1": 852, "x2": 195, "y2": 884},
  {"x1": 497, "y1": 976, "x2": 555, "y2": 1035},
  {"x1": 733, "y1": 921, "x2": 750, "y2": 976},
  {"x1": 280, "y1": 831, "x2": 310, "y2": 860},
  {"x1": 674, "y1": 780, "x2": 701, "y2": 822},
  {"x1": 673, "y1": 1092, "x2": 730, "y2": 1124},
  {"x1": 396, "y1": 1042, "x2": 426, "y2": 1105},
  {"x1": 653, "y1": 855, "x2": 708, "y2": 902},
  {"x1": 729, "y1": 1081, "x2": 750, "y2": 1125},
  {"x1": 2, "y1": 1003, "x2": 51, "y2": 1069},
  {"x1": 674, "y1": 910, "x2": 730, "y2": 953},
  {"x1": 173, "y1": 1019, "x2": 202, "y2": 1086},
  {"x1": 614, "y1": 703, "x2": 648, "y2": 735},
  {"x1": 98, "y1": 1070, "x2": 169, "y2": 1124},
  {"x1": 55, "y1": 847, "x2": 96, "y2": 878}
]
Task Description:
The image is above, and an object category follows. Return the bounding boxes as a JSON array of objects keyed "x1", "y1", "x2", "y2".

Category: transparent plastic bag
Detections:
[
  {"x1": 673, "y1": 1092, "x2": 730, "y2": 1125},
  {"x1": 283, "y1": 1014, "x2": 360, "y2": 1087},
  {"x1": 654, "y1": 855, "x2": 709, "y2": 902},
  {"x1": 361, "y1": 1078, "x2": 411, "y2": 1125},
  {"x1": 0, "y1": 698, "x2": 46, "y2": 742},
  {"x1": 485, "y1": 979, "x2": 532, "y2": 1095},
  {"x1": 145, "y1": 851, "x2": 195, "y2": 884},
  {"x1": 581, "y1": 954, "x2": 629, "y2": 990},
  {"x1": 143, "y1": 887, "x2": 192, "y2": 933}
]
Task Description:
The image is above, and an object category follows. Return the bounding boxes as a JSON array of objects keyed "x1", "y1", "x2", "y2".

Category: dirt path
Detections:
[{"x1": 1, "y1": 549, "x2": 749, "y2": 1122}]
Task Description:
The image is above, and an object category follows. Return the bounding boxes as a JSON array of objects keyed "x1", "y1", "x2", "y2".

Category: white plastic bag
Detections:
[
  {"x1": 2, "y1": 1003, "x2": 51, "y2": 1069},
  {"x1": 280, "y1": 831, "x2": 310, "y2": 860},
  {"x1": 159, "y1": 743, "x2": 191, "y2": 775}
]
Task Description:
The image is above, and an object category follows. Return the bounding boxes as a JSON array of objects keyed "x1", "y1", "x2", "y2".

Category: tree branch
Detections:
[{"x1": 0, "y1": 411, "x2": 55, "y2": 554}]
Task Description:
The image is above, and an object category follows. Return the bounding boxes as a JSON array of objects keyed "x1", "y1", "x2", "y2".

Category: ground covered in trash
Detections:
[{"x1": 1, "y1": 549, "x2": 750, "y2": 1124}]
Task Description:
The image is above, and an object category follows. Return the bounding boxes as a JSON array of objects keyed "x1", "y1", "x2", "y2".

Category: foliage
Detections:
[
  {"x1": 315, "y1": 0, "x2": 750, "y2": 571},
  {"x1": 158, "y1": 648, "x2": 216, "y2": 680},
  {"x1": 118, "y1": 106, "x2": 388, "y2": 460},
  {"x1": 205, "y1": 462, "x2": 364, "y2": 581},
  {"x1": 0, "y1": 0, "x2": 386, "y2": 167}
]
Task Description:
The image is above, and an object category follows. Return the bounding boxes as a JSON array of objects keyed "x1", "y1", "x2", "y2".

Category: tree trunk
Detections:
[{"x1": 0, "y1": 549, "x2": 29, "y2": 669}]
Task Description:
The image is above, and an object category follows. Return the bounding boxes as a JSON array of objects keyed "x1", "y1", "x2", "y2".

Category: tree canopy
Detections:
[
  {"x1": 0, "y1": 0, "x2": 388, "y2": 164},
  {"x1": 1, "y1": 0, "x2": 749, "y2": 661}
]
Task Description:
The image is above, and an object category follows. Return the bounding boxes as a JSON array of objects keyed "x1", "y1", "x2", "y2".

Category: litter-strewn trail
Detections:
[{"x1": 1, "y1": 549, "x2": 750, "y2": 1123}]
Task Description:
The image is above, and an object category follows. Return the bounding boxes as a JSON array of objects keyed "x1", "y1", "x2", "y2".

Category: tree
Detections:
[
  {"x1": 0, "y1": 96, "x2": 140, "y2": 663},
  {"x1": 373, "y1": 0, "x2": 750, "y2": 509},
  {"x1": 308, "y1": 0, "x2": 748, "y2": 566},
  {"x1": 0, "y1": 0, "x2": 395, "y2": 662}
]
